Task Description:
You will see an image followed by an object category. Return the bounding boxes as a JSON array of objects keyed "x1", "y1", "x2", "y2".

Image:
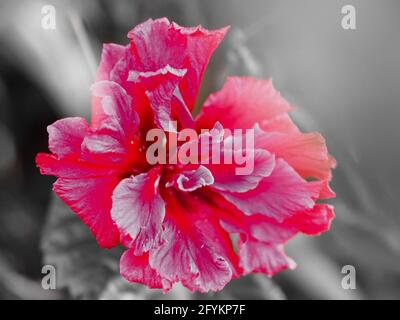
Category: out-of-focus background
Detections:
[{"x1": 0, "y1": 0, "x2": 399, "y2": 300}]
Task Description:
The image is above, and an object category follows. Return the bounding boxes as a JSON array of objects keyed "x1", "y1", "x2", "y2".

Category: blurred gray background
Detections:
[{"x1": 0, "y1": 0, "x2": 399, "y2": 299}]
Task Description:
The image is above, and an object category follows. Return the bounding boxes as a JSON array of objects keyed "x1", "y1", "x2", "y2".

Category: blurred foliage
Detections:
[{"x1": 41, "y1": 196, "x2": 123, "y2": 299}]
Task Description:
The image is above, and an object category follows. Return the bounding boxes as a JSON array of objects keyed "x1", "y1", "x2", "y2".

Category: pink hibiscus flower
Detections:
[{"x1": 36, "y1": 18, "x2": 336, "y2": 293}]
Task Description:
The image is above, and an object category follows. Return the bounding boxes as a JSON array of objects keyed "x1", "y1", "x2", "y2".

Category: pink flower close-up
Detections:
[{"x1": 36, "y1": 18, "x2": 336, "y2": 293}]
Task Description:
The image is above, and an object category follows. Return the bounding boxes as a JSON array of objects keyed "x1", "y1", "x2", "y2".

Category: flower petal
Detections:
[
  {"x1": 89, "y1": 80, "x2": 139, "y2": 142},
  {"x1": 201, "y1": 192, "x2": 298, "y2": 244},
  {"x1": 180, "y1": 122, "x2": 276, "y2": 193},
  {"x1": 150, "y1": 220, "x2": 234, "y2": 293},
  {"x1": 84, "y1": 81, "x2": 146, "y2": 170},
  {"x1": 127, "y1": 18, "x2": 228, "y2": 110},
  {"x1": 307, "y1": 179, "x2": 336, "y2": 199},
  {"x1": 53, "y1": 177, "x2": 121, "y2": 248},
  {"x1": 128, "y1": 65, "x2": 187, "y2": 131},
  {"x1": 261, "y1": 113, "x2": 300, "y2": 134},
  {"x1": 35, "y1": 153, "x2": 121, "y2": 178},
  {"x1": 197, "y1": 191, "x2": 299, "y2": 277},
  {"x1": 209, "y1": 149, "x2": 275, "y2": 193},
  {"x1": 238, "y1": 239, "x2": 296, "y2": 276},
  {"x1": 220, "y1": 159, "x2": 317, "y2": 222},
  {"x1": 284, "y1": 203, "x2": 335, "y2": 236},
  {"x1": 149, "y1": 191, "x2": 237, "y2": 293},
  {"x1": 196, "y1": 77, "x2": 292, "y2": 131},
  {"x1": 254, "y1": 126, "x2": 336, "y2": 180},
  {"x1": 120, "y1": 250, "x2": 171, "y2": 291},
  {"x1": 96, "y1": 43, "x2": 127, "y2": 82},
  {"x1": 173, "y1": 165, "x2": 214, "y2": 192},
  {"x1": 92, "y1": 45, "x2": 131, "y2": 126},
  {"x1": 47, "y1": 117, "x2": 89, "y2": 158},
  {"x1": 112, "y1": 168, "x2": 165, "y2": 255}
]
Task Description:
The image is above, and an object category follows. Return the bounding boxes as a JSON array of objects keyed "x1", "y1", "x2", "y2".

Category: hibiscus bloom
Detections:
[{"x1": 36, "y1": 18, "x2": 336, "y2": 293}]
